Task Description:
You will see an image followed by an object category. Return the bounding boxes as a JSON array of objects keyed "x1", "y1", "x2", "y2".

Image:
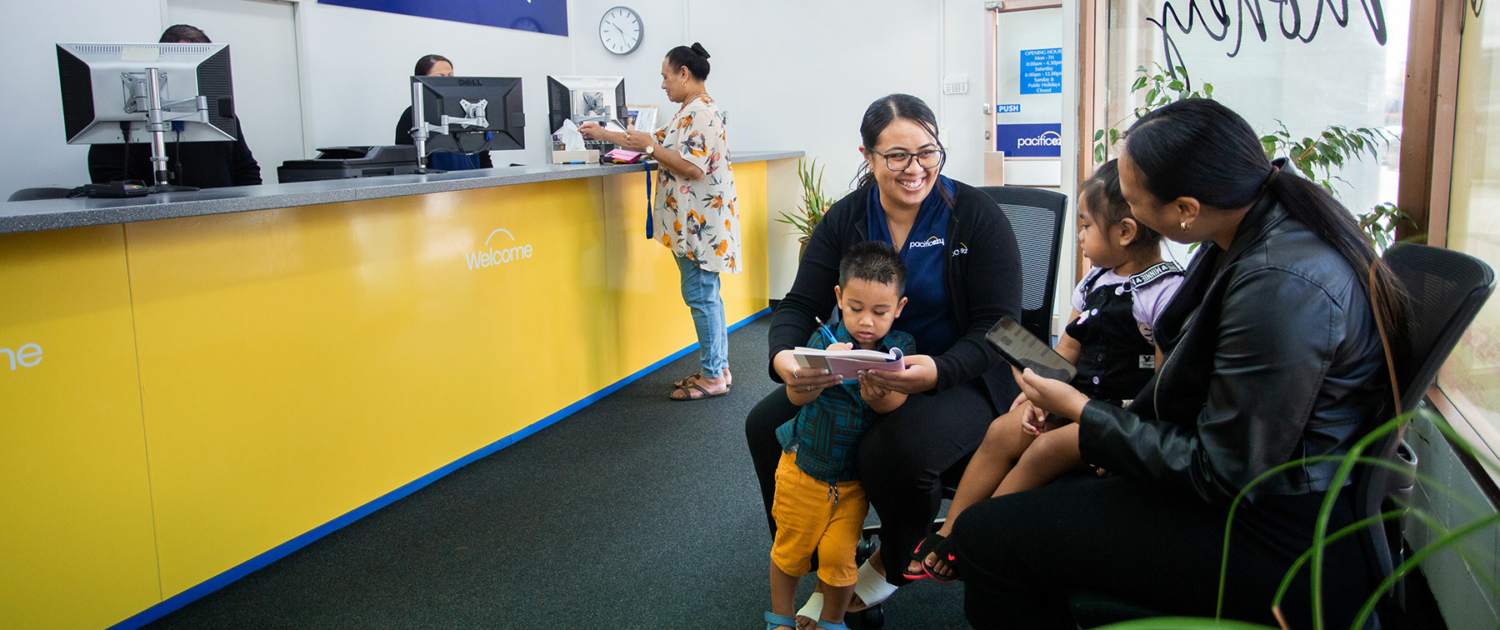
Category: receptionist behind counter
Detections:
[
  {"x1": 87, "y1": 24, "x2": 263, "y2": 189},
  {"x1": 395, "y1": 54, "x2": 494, "y2": 171}
]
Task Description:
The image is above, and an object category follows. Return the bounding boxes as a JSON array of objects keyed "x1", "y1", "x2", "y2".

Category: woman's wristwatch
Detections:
[{"x1": 645, "y1": 144, "x2": 655, "y2": 157}]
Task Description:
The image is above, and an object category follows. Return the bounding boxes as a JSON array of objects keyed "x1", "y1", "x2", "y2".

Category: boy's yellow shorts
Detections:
[{"x1": 770, "y1": 451, "x2": 869, "y2": 587}]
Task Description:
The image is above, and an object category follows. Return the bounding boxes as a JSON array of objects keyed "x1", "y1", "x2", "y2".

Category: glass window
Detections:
[
  {"x1": 1439, "y1": 4, "x2": 1500, "y2": 454},
  {"x1": 1101, "y1": 1, "x2": 1411, "y2": 265}
]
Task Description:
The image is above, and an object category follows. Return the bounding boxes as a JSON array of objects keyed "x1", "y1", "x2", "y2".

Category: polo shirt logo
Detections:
[
  {"x1": 951, "y1": 242, "x2": 969, "y2": 257},
  {"x1": 908, "y1": 236, "x2": 946, "y2": 249}
]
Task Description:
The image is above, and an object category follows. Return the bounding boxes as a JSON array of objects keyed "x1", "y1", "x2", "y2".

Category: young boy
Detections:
[{"x1": 765, "y1": 242, "x2": 918, "y2": 630}]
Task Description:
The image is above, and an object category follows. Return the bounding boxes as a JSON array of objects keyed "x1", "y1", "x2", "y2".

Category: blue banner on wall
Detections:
[
  {"x1": 321, "y1": 0, "x2": 569, "y2": 36},
  {"x1": 1020, "y1": 48, "x2": 1062, "y2": 94},
  {"x1": 995, "y1": 123, "x2": 1062, "y2": 157}
]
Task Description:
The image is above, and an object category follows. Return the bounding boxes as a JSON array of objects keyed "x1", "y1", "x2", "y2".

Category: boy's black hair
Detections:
[
  {"x1": 839, "y1": 241, "x2": 907, "y2": 296},
  {"x1": 1079, "y1": 159, "x2": 1163, "y2": 251}
]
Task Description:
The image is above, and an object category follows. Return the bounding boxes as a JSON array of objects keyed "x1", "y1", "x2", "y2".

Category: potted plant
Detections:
[{"x1": 777, "y1": 158, "x2": 837, "y2": 258}]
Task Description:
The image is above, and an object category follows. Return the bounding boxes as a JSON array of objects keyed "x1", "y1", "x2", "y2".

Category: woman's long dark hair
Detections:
[
  {"x1": 414, "y1": 54, "x2": 451, "y2": 77},
  {"x1": 1123, "y1": 98, "x2": 1408, "y2": 361},
  {"x1": 854, "y1": 94, "x2": 953, "y2": 208}
]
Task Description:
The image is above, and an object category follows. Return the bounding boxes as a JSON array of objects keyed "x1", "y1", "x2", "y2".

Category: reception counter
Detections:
[{"x1": 0, "y1": 152, "x2": 801, "y2": 629}]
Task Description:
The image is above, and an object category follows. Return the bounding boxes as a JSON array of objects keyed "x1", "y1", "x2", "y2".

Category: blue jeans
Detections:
[{"x1": 675, "y1": 255, "x2": 728, "y2": 378}]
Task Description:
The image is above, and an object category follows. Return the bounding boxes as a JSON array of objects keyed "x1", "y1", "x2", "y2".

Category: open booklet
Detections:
[{"x1": 793, "y1": 346, "x2": 906, "y2": 382}]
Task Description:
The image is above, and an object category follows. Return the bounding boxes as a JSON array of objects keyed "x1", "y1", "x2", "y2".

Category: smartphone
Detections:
[{"x1": 984, "y1": 316, "x2": 1078, "y2": 383}]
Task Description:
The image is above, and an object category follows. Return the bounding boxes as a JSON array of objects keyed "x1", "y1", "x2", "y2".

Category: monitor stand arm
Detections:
[
  {"x1": 128, "y1": 68, "x2": 205, "y2": 193},
  {"x1": 409, "y1": 82, "x2": 447, "y2": 174}
]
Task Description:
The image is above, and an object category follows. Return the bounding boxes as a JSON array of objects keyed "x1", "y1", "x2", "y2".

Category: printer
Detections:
[{"x1": 277, "y1": 146, "x2": 423, "y2": 183}]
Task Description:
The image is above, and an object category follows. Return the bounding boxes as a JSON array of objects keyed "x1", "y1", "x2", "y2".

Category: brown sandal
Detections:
[
  {"x1": 673, "y1": 368, "x2": 732, "y2": 390},
  {"x1": 669, "y1": 381, "x2": 731, "y2": 401}
]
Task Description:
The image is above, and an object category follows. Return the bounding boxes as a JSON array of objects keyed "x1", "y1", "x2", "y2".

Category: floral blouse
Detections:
[{"x1": 653, "y1": 95, "x2": 740, "y2": 274}]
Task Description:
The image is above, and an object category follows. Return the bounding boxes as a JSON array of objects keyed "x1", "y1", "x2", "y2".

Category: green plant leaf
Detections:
[{"x1": 1094, "y1": 129, "x2": 1105, "y2": 141}]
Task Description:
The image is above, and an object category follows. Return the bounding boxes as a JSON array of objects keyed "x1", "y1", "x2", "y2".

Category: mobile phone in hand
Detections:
[{"x1": 984, "y1": 316, "x2": 1077, "y2": 383}]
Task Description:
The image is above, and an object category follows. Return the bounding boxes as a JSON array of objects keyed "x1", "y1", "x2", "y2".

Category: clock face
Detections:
[{"x1": 599, "y1": 6, "x2": 642, "y2": 55}]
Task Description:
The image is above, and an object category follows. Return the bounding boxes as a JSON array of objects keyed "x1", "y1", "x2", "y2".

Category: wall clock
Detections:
[{"x1": 599, "y1": 6, "x2": 643, "y2": 55}]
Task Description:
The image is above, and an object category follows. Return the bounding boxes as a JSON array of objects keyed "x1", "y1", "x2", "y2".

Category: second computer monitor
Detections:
[
  {"x1": 547, "y1": 76, "x2": 626, "y2": 134},
  {"x1": 414, "y1": 76, "x2": 525, "y2": 153}
]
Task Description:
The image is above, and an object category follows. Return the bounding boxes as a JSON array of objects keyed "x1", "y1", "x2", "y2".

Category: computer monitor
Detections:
[
  {"x1": 410, "y1": 76, "x2": 525, "y2": 160},
  {"x1": 56, "y1": 42, "x2": 238, "y2": 145},
  {"x1": 547, "y1": 76, "x2": 626, "y2": 134}
]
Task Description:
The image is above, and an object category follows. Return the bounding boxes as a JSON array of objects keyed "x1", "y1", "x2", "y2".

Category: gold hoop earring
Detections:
[{"x1": 1180, "y1": 221, "x2": 1190, "y2": 232}]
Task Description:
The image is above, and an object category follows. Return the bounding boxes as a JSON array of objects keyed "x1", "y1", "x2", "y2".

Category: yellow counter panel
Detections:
[{"x1": 0, "y1": 161, "x2": 777, "y2": 628}]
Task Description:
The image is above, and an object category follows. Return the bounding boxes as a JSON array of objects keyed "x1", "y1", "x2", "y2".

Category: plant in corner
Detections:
[
  {"x1": 777, "y1": 158, "x2": 836, "y2": 258},
  {"x1": 1093, "y1": 407, "x2": 1500, "y2": 630},
  {"x1": 1093, "y1": 63, "x2": 1414, "y2": 250}
]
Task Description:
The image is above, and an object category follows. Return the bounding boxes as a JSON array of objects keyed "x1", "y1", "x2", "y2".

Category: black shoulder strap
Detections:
[{"x1": 1129, "y1": 261, "x2": 1185, "y2": 290}]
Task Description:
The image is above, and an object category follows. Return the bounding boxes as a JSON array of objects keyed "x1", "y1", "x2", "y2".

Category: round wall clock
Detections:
[{"x1": 599, "y1": 6, "x2": 643, "y2": 55}]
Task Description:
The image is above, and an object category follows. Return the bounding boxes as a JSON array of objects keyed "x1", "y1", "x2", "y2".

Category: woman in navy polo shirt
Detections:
[{"x1": 746, "y1": 93, "x2": 1024, "y2": 617}]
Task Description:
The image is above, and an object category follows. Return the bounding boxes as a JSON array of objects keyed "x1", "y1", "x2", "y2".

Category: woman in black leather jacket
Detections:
[{"x1": 948, "y1": 99, "x2": 1408, "y2": 629}]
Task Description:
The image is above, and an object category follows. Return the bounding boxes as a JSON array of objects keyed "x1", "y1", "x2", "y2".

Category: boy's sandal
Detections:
[
  {"x1": 848, "y1": 561, "x2": 898, "y2": 611},
  {"x1": 796, "y1": 593, "x2": 824, "y2": 626},
  {"x1": 922, "y1": 536, "x2": 962, "y2": 583},
  {"x1": 816, "y1": 621, "x2": 850, "y2": 630},
  {"x1": 901, "y1": 532, "x2": 947, "y2": 580},
  {"x1": 669, "y1": 382, "x2": 731, "y2": 401},
  {"x1": 765, "y1": 611, "x2": 798, "y2": 630}
]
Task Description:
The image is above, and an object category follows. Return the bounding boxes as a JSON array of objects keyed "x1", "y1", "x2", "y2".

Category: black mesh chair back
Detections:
[
  {"x1": 977, "y1": 186, "x2": 1069, "y2": 341},
  {"x1": 1356, "y1": 243, "x2": 1494, "y2": 606}
]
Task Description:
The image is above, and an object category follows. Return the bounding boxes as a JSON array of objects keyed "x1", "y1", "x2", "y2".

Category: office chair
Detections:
[
  {"x1": 979, "y1": 186, "x2": 1070, "y2": 342},
  {"x1": 1067, "y1": 243, "x2": 1495, "y2": 628},
  {"x1": 8, "y1": 187, "x2": 74, "y2": 202},
  {"x1": 845, "y1": 185, "x2": 1068, "y2": 630}
]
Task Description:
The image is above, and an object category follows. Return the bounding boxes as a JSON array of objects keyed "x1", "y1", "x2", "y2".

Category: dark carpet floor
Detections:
[{"x1": 142, "y1": 315, "x2": 971, "y2": 630}]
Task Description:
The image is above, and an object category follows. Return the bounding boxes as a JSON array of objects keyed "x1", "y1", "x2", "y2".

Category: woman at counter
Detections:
[
  {"x1": 395, "y1": 54, "x2": 494, "y2": 171},
  {"x1": 580, "y1": 43, "x2": 740, "y2": 401}
]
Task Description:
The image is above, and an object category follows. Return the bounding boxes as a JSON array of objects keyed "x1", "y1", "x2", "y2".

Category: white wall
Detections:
[{"x1": 0, "y1": 0, "x2": 161, "y2": 192}]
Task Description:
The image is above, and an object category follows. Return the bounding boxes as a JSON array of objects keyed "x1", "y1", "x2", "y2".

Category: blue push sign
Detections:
[
  {"x1": 1020, "y1": 48, "x2": 1062, "y2": 95},
  {"x1": 995, "y1": 104, "x2": 1022, "y2": 114}
]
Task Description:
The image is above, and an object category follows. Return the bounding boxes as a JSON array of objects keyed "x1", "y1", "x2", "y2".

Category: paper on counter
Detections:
[{"x1": 559, "y1": 119, "x2": 586, "y2": 151}]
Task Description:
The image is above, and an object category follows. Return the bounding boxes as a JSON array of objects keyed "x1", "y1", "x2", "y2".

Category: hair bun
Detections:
[{"x1": 690, "y1": 42, "x2": 711, "y2": 59}]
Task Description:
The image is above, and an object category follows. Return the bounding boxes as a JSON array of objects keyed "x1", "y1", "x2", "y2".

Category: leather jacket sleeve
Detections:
[{"x1": 1079, "y1": 268, "x2": 1342, "y2": 506}]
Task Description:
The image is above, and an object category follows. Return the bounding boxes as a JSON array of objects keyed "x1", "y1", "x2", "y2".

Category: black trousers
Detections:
[
  {"x1": 950, "y1": 473, "x2": 1377, "y2": 629},
  {"x1": 745, "y1": 379, "x2": 996, "y2": 585}
]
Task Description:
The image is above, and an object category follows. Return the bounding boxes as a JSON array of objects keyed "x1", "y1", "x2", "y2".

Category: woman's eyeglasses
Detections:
[{"x1": 876, "y1": 149, "x2": 944, "y2": 171}]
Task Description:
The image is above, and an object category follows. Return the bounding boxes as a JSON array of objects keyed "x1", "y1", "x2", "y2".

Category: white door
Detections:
[{"x1": 167, "y1": 0, "x2": 306, "y2": 183}]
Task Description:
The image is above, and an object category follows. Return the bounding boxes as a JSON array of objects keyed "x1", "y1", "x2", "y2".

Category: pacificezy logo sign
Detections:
[
  {"x1": 465, "y1": 228, "x2": 534, "y2": 271},
  {"x1": 907, "y1": 236, "x2": 946, "y2": 249},
  {"x1": 995, "y1": 123, "x2": 1063, "y2": 158}
]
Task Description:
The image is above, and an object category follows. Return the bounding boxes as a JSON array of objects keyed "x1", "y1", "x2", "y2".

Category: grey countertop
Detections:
[{"x1": 0, "y1": 150, "x2": 804, "y2": 235}]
